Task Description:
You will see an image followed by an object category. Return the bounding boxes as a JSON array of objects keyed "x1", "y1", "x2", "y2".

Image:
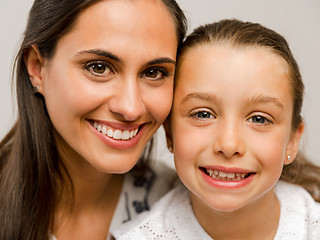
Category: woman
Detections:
[{"x1": 0, "y1": 0, "x2": 187, "y2": 239}]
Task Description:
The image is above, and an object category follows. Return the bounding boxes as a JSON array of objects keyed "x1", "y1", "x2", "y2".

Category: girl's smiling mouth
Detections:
[{"x1": 199, "y1": 166, "x2": 256, "y2": 188}]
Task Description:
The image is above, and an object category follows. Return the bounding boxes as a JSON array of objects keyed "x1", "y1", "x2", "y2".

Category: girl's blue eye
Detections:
[
  {"x1": 250, "y1": 115, "x2": 268, "y2": 124},
  {"x1": 195, "y1": 111, "x2": 213, "y2": 119}
]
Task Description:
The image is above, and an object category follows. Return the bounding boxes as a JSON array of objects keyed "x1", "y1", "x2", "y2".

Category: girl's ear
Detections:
[
  {"x1": 284, "y1": 122, "x2": 304, "y2": 165},
  {"x1": 24, "y1": 44, "x2": 45, "y2": 95},
  {"x1": 163, "y1": 119, "x2": 173, "y2": 153}
]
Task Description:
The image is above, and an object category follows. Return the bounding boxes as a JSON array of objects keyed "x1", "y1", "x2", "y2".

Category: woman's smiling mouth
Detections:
[
  {"x1": 87, "y1": 119, "x2": 146, "y2": 150},
  {"x1": 91, "y1": 121, "x2": 140, "y2": 140}
]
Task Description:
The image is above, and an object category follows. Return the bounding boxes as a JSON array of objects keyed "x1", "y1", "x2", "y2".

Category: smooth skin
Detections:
[
  {"x1": 25, "y1": 0, "x2": 178, "y2": 239},
  {"x1": 166, "y1": 44, "x2": 304, "y2": 240}
]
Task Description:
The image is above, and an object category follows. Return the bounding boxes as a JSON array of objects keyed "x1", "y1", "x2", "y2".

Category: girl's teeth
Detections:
[
  {"x1": 204, "y1": 168, "x2": 249, "y2": 181},
  {"x1": 226, "y1": 172, "x2": 235, "y2": 178},
  {"x1": 219, "y1": 171, "x2": 227, "y2": 178},
  {"x1": 92, "y1": 122, "x2": 139, "y2": 140}
]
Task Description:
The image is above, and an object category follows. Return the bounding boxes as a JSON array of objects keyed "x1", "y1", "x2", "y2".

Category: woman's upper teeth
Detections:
[{"x1": 93, "y1": 122, "x2": 139, "y2": 140}]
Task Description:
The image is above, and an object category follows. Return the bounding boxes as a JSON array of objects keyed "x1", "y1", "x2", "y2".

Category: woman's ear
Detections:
[
  {"x1": 24, "y1": 44, "x2": 45, "y2": 95},
  {"x1": 284, "y1": 122, "x2": 304, "y2": 165},
  {"x1": 163, "y1": 119, "x2": 173, "y2": 153}
]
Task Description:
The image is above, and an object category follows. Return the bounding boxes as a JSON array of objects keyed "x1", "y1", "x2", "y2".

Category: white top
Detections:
[
  {"x1": 113, "y1": 181, "x2": 320, "y2": 240},
  {"x1": 51, "y1": 160, "x2": 177, "y2": 240}
]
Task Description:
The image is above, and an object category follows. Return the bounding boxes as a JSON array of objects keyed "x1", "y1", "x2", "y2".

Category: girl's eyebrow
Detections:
[
  {"x1": 248, "y1": 94, "x2": 285, "y2": 110},
  {"x1": 180, "y1": 92, "x2": 285, "y2": 110},
  {"x1": 180, "y1": 92, "x2": 218, "y2": 104}
]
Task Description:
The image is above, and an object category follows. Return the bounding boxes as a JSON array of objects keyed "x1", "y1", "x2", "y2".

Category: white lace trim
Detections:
[{"x1": 114, "y1": 181, "x2": 320, "y2": 240}]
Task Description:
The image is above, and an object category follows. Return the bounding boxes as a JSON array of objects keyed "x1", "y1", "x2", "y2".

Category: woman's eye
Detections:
[
  {"x1": 85, "y1": 61, "x2": 113, "y2": 77},
  {"x1": 142, "y1": 68, "x2": 169, "y2": 80},
  {"x1": 249, "y1": 115, "x2": 270, "y2": 125},
  {"x1": 193, "y1": 111, "x2": 214, "y2": 119}
]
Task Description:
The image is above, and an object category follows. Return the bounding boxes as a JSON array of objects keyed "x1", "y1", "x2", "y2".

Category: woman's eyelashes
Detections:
[
  {"x1": 84, "y1": 60, "x2": 114, "y2": 78},
  {"x1": 83, "y1": 60, "x2": 172, "y2": 82},
  {"x1": 141, "y1": 67, "x2": 172, "y2": 81}
]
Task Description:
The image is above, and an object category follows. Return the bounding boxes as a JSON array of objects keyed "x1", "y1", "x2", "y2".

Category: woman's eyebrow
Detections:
[
  {"x1": 77, "y1": 49, "x2": 121, "y2": 62},
  {"x1": 76, "y1": 50, "x2": 175, "y2": 67},
  {"x1": 146, "y1": 57, "x2": 176, "y2": 66}
]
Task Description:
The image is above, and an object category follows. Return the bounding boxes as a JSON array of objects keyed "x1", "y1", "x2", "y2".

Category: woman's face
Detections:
[{"x1": 38, "y1": 0, "x2": 177, "y2": 173}]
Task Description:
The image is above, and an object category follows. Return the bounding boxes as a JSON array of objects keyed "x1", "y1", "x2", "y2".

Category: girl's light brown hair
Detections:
[{"x1": 176, "y1": 19, "x2": 320, "y2": 202}]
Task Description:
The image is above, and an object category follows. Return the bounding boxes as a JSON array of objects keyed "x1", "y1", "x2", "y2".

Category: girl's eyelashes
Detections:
[
  {"x1": 247, "y1": 115, "x2": 273, "y2": 125},
  {"x1": 190, "y1": 110, "x2": 215, "y2": 120},
  {"x1": 83, "y1": 60, "x2": 114, "y2": 78},
  {"x1": 141, "y1": 67, "x2": 172, "y2": 81}
]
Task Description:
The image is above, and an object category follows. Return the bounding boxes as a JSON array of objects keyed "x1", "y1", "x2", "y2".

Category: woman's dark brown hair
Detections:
[
  {"x1": 176, "y1": 19, "x2": 320, "y2": 202},
  {"x1": 0, "y1": 1, "x2": 187, "y2": 239}
]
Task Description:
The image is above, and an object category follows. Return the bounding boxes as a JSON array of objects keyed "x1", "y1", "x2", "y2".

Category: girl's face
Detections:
[
  {"x1": 169, "y1": 44, "x2": 303, "y2": 213},
  {"x1": 35, "y1": 0, "x2": 177, "y2": 173}
]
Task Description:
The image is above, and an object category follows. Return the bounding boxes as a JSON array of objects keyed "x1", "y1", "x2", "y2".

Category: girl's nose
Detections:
[
  {"x1": 212, "y1": 120, "x2": 246, "y2": 159},
  {"x1": 109, "y1": 78, "x2": 145, "y2": 121}
]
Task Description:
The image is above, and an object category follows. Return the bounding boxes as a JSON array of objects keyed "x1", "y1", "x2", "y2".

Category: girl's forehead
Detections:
[
  {"x1": 177, "y1": 42, "x2": 290, "y2": 83},
  {"x1": 175, "y1": 42, "x2": 293, "y2": 106}
]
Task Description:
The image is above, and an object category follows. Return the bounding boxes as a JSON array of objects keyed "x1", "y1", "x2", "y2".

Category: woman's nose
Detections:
[
  {"x1": 108, "y1": 78, "x2": 145, "y2": 121},
  {"x1": 212, "y1": 120, "x2": 246, "y2": 159}
]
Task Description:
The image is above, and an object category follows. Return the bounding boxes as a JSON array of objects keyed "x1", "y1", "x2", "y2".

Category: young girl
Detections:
[
  {"x1": 113, "y1": 19, "x2": 320, "y2": 239},
  {"x1": 0, "y1": 0, "x2": 187, "y2": 239}
]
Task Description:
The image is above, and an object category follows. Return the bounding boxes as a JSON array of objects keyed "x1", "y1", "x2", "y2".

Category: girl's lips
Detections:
[
  {"x1": 201, "y1": 165, "x2": 252, "y2": 173},
  {"x1": 199, "y1": 166, "x2": 256, "y2": 189}
]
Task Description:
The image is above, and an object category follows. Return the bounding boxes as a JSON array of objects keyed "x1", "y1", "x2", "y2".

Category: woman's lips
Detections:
[
  {"x1": 91, "y1": 120, "x2": 140, "y2": 140},
  {"x1": 87, "y1": 119, "x2": 145, "y2": 150}
]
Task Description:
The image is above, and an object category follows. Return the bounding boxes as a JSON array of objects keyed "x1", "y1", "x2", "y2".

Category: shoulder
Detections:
[
  {"x1": 276, "y1": 180, "x2": 320, "y2": 212},
  {"x1": 275, "y1": 181, "x2": 320, "y2": 239},
  {"x1": 112, "y1": 185, "x2": 211, "y2": 240},
  {"x1": 126, "y1": 159, "x2": 178, "y2": 209},
  {"x1": 112, "y1": 185, "x2": 187, "y2": 239},
  {"x1": 108, "y1": 160, "x2": 177, "y2": 236}
]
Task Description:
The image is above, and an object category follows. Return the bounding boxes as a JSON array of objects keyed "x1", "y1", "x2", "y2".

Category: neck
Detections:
[
  {"x1": 53, "y1": 135, "x2": 124, "y2": 239},
  {"x1": 191, "y1": 188, "x2": 280, "y2": 240}
]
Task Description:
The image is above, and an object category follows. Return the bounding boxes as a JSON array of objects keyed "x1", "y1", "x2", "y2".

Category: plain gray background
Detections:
[{"x1": 0, "y1": 0, "x2": 319, "y2": 166}]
